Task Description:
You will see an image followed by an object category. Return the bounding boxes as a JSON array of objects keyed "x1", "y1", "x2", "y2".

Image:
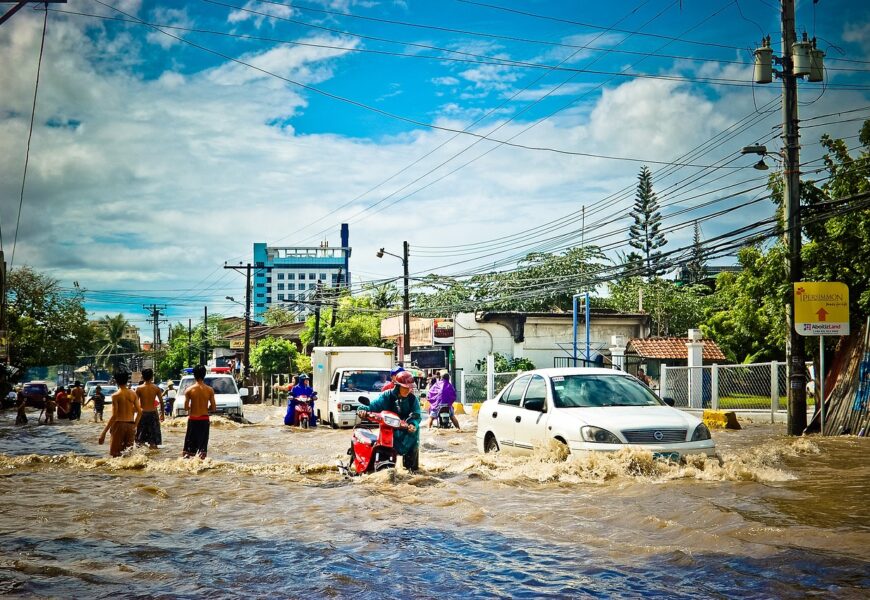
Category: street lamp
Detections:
[
  {"x1": 740, "y1": 144, "x2": 783, "y2": 171},
  {"x1": 377, "y1": 243, "x2": 410, "y2": 361},
  {"x1": 225, "y1": 296, "x2": 242, "y2": 306}
]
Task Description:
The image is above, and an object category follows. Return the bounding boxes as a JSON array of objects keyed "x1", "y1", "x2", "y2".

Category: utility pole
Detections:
[
  {"x1": 313, "y1": 280, "x2": 322, "y2": 347},
  {"x1": 203, "y1": 306, "x2": 208, "y2": 366},
  {"x1": 0, "y1": 250, "x2": 7, "y2": 365},
  {"x1": 143, "y1": 303, "x2": 167, "y2": 357},
  {"x1": 403, "y1": 241, "x2": 410, "y2": 361},
  {"x1": 224, "y1": 263, "x2": 253, "y2": 382},
  {"x1": 781, "y1": 0, "x2": 807, "y2": 435},
  {"x1": 187, "y1": 318, "x2": 192, "y2": 368},
  {"x1": 330, "y1": 268, "x2": 343, "y2": 328}
]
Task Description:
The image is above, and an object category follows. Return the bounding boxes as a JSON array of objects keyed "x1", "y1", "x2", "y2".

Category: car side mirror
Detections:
[
  {"x1": 662, "y1": 397, "x2": 675, "y2": 407},
  {"x1": 524, "y1": 398, "x2": 546, "y2": 412},
  {"x1": 330, "y1": 382, "x2": 337, "y2": 391},
  {"x1": 239, "y1": 388, "x2": 249, "y2": 397},
  {"x1": 358, "y1": 397, "x2": 370, "y2": 406}
]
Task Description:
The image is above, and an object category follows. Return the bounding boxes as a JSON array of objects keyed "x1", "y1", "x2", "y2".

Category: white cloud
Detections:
[
  {"x1": 431, "y1": 76, "x2": 459, "y2": 86},
  {"x1": 145, "y1": 7, "x2": 193, "y2": 49}
]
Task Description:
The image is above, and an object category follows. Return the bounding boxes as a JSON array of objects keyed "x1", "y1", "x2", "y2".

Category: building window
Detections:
[
  {"x1": 266, "y1": 277, "x2": 271, "y2": 283},
  {"x1": 320, "y1": 273, "x2": 327, "y2": 280},
  {"x1": 288, "y1": 293, "x2": 295, "y2": 301},
  {"x1": 299, "y1": 273, "x2": 305, "y2": 280},
  {"x1": 287, "y1": 273, "x2": 295, "y2": 280},
  {"x1": 278, "y1": 294, "x2": 285, "y2": 301},
  {"x1": 287, "y1": 283, "x2": 295, "y2": 291},
  {"x1": 266, "y1": 287, "x2": 271, "y2": 294},
  {"x1": 278, "y1": 273, "x2": 284, "y2": 280},
  {"x1": 278, "y1": 283, "x2": 285, "y2": 290},
  {"x1": 332, "y1": 274, "x2": 339, "y2": 283},
  {"x1": 256, "y1": 293, "x2": 265, "y2": 298},
  {"x1": 309, "y1": 273, "x2": 316, "y2": 280}
]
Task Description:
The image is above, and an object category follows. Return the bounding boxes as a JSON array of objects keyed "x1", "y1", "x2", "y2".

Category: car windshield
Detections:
[
  {"x1": 24, "y1": 385, "x2": 47, "y2": 394},
  {"x1": 178, "y1": 377, "x2": 237, "y2": 395},
  {"x1": 550, "y1": 374, "x2": 663, "y2": 408},
  {"x1": 340, "y1": 370, "x2": 390, "y2": 393},
  {"x1": 94, "y1": 386, "x2": 117, "y2": 396}
]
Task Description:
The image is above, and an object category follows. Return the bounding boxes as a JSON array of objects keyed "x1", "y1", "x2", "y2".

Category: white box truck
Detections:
[{"x1": 311, "y1": 346, "x2": 394, "y2": 428}]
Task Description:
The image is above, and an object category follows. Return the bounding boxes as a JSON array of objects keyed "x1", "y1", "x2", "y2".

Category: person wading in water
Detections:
[
  {"x1": 98, "y1": 370, "x2": 141, "y2": 457},
  {"x1": 182, "y1": 365, "x2": 216, "y2": 460},
  {"x1": 135, "y1": 368, "x2": 164, "y2": 450}
]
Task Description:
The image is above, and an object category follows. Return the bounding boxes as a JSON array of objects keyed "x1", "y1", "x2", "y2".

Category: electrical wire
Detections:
[{"x1": 10, "y1": 6, "x2": 48, "y2": 269}]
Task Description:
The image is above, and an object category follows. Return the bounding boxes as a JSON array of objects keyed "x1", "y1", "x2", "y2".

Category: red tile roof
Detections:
[{"x1": 628, "y1": 337, "x2": 727, "y2": 362}]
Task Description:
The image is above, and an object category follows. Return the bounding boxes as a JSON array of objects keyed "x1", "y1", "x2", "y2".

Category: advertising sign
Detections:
[
  {"x1": 433, "y1": 318, "x2": 454, "y2": 344},
  {"x1": 794, "y1": 282, "x2": 850, "y2": 336}
]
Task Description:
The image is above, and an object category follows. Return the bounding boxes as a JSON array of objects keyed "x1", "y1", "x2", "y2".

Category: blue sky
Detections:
[{"x1": 1, "y1": 0, "x2": 868, "y2": 339}]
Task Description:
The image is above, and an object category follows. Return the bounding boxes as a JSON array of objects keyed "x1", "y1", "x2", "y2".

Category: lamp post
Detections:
[{"x1": 378, "y1": 243, "x2": 410, "y2": 361}]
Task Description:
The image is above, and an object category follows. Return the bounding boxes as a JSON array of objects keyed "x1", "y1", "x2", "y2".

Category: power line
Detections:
[{"x1": 10, "y1": 6, "x2": 48, "y2": 269}]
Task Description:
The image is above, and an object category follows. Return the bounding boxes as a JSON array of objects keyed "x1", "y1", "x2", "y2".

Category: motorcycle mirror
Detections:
[{"x1": 358, "y1": 397, "x2": 370, "y2": 406}]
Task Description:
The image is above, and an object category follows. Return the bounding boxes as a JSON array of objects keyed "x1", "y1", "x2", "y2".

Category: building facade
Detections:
[{"x1": 252, "y1": 224, "x2": 350, "y2": 321}]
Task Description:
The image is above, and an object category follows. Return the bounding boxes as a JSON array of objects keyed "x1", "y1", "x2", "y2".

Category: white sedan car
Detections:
[
  {"x1": 171, "y1": 374, "x2": 246, "y2": 418},
  {"x1": 476, "y1": 368, "x2": 716, "y2": 460}
]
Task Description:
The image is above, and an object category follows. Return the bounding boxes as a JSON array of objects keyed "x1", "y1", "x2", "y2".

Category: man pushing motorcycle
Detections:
[{"x1": 357, "y1": 370, "x2": 421, "y2": 472}]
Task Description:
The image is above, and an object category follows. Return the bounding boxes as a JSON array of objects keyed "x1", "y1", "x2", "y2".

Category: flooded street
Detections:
[{"x1": 1, "y1": 404, "x2": 868, "y2": 599}]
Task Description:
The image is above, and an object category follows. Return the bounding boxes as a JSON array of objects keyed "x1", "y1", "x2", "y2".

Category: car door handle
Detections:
[
  {"x1": 492, "y1": 412, "x2": 498, "y2": 418},
  {"x1": 515, "y1": 415, "x2": 521, "y2": 423}
]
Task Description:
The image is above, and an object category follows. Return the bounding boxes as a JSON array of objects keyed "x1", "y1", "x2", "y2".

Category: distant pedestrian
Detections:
[
  {"x1": 55, "y1": 386, "x2": 71, "y2": 420},
  {"x1": 182, "y1": 365, "x2": 216, "y2": 460},
  {"x1": 637, "y1": 368, "x2": 651, "y2": 386},
  {"x1": 69, "y1": 382, "x2": 84, "y2": 420},
  {"x1": 89, "y1": 385, "x2": 106, "y2": 422},
  {"x1": 98, "y1": 370, "x2": 141, "y2": 457},
  {"x1": 135, "y1": 369, "x2": 164, "y2": 449},
  {"x1": 15, "y1": 394, "x2": 28, "y2": 425},
  {"x1": 426, "y1": 372, "x2": 460, "y2": 430},
  {"x1": 44, "y1": 393, "x2": 56, "y2": 425}
]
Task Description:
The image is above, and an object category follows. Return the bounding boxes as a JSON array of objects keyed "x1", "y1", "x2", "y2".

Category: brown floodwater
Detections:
[{"x1": 1, "y1": 404, "x2": 868, "y2": 598}]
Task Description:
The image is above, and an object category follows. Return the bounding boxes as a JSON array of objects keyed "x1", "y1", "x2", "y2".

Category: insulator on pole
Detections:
[
  {"x1": 753, "y1": 37, "x2": 773, "y2": 84},
  {"x1": 808, "y1": 38, "x2": 825, "y2": 83},
  {"x1": 793, "y1": 32, "x2": 812, "y2": 76}
]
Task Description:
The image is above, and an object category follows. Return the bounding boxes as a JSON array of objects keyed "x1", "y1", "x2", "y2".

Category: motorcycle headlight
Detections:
[
  {"x1": 383, "y1": 415, "x2": 402, "y2": 428},
  {"x1": 691, "y1": 423, "x2": 712, "y2": 441},
  {"x1": 580, "y1": 426, "x2": 621, "y2": 444}
]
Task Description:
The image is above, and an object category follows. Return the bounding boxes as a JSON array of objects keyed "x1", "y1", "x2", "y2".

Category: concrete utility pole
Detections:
[
  {"x1": 143, "y1": 304, "x2": 167, "y2": 357},
  {"x1": 0, "y1": 250, "x2": 7, "y2": 364},
  {"x1": 203, "y1": 306, "x2": 209, "y2": 366},
  {"x1": 224, "y1": 263, "x2": 253, "y2": 381},
  {"x1": 313, "y1": 280, "x2": 322, "y2": 347},
  {"x1": 781, "y1": 0, "x2": 807, "y2": 435}
]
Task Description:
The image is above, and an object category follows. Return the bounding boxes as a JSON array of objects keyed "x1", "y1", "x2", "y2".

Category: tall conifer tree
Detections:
[{"x1": 628, "y1": 166, "x2": 667, "y2": 279}]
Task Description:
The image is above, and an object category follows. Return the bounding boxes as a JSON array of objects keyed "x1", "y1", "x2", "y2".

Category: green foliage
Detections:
[
  {"x1": 606, "y1": 277, "x2": 712, "y2": 337},
  {"x1": 157, "y1": 323, "x2": 190, "y2": 380},
  {"x1": 685, "y1": 221, "x2": 707, "y2": 284},
  {"x1": 300, "y1": 293, "x2": 390, "y2": 349},
  {"x1": 250, "y1": 336, "x2": 298, "y2": 375},
  {"x1": 94, "y1": 313, "x2": 138, "y2": 370},
  {"x1": 475, "y1": 353, "x2": 536, "y2": 373},
  {"x1": 700, "y1": 245, "x2": 788, "y2": 363},
  {"x1": 293, "y1": 353, "x2": 312, "y2": 376},
  {"x1": 6, "y1": 267, "x2": 95, "y2": 374},
  {"x1": 263, "y1": 306, "x2": 297, "y2": 326},
  {"x1": 628, "y1": 166, "x2": 667, "y2": 278},
  {"x1": 413, "y1": 246, "x2": 606, "y2": 315}
]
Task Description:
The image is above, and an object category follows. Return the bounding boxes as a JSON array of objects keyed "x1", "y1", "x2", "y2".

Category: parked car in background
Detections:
[
  {"x1": 476, "y1": 368, "x2": 716, "y2": 461},
  {"x1": 84, "y1": 380, "x2": 109, "y2": 398},
  {"x1": 21, "y1": 382, "x2": 51, "y2": 409}
]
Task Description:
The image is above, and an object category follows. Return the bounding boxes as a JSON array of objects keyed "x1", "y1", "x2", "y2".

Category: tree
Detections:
[
  {"x1": 157, "y1": 323, "x2": 190, "y2": 380},
  {"x1": 628, "y1": 166, "x2": 667, "y2": 279},
  {"x1": 300, "y1": 294, "x2": 389, "y2": 349},
  {"x1": 475, "y1": 353, "x2": 535, "y2": 373},
  {"x1": 6, "y1": 267, "x2": 95, "y2": 374},
  {"x1": 263, "y1": 306, "x2": 297, "y2": 326},
  {"x1": 368, "y1": 283, "x2": 400, "y2": 309},
  {"x1": 250, "y1": 336, "x2": 298, "y2": 377},
  {"x1": 607, "y1": 277, "x2": 711, "y2": 337},
  {"x1": 685, "y1": 221, "x2": 707, "y2": 284},
  {"x1": 95, "y1": 313, "x2": 137, "y2": 370}
]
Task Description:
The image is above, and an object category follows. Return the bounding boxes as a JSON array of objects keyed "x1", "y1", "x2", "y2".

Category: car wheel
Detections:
[
  {"x1": 329, "y1": 412, "x2": 338, "y2": 429},
  {"x1": 484, "y1": 433, "x2": 499, "y2": 453}
]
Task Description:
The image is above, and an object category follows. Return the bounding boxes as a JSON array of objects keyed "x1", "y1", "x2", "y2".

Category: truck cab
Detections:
[{"x1": 311, "y1": 346, "x2": 394, "y2": 428}]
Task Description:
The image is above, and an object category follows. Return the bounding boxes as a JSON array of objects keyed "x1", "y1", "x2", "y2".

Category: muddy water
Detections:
[{"x1": 1, "y1": 405, "x2": 868, "y2": 598}]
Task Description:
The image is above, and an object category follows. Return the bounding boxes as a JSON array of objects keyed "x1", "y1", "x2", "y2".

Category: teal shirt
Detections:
[{"x1": 367, "y1": 388, "x2": 421, "y2": 456}]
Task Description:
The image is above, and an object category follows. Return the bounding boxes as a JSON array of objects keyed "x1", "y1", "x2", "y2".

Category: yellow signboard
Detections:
[{"x1": 794, "y1": 282, "x2": 849, "y2": 336}]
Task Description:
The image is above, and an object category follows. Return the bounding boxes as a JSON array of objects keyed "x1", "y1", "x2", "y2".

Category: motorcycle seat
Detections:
[{"x1": 353, "y1": 429, "x2": 378, "y2": 444}]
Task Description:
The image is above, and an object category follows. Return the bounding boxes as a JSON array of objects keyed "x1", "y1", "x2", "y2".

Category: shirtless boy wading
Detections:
[
  {"x1": 99, "y1": 370, "x2": 141, "y2": 457},
  {"x1": 183, "y1": 365, "x2": 216, "y2": 459},
  {"x1": 135, "y1": 368, "x2": 164, "y2": 449}
]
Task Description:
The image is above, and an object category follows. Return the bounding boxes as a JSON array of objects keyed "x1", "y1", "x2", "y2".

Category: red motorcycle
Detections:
[
  {"x1": 294, "y1": 395, "x2": 312, "y2": 428},
  {"x1": 338, "y1": 409, "x2": 409, "y2": 476}
]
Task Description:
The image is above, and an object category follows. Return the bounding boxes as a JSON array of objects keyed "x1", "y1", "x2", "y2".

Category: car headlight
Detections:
[
  {"x1": 691, "y1": 423, "x2": 711, "y2": 441},
  {"x1": 580, "y1": 426, "x2": 621, "y2": 444}
]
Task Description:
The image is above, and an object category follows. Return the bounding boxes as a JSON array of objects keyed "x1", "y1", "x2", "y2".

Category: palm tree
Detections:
[{"x1": 96, "y1": 313, "x2": 132, "y2": 370}]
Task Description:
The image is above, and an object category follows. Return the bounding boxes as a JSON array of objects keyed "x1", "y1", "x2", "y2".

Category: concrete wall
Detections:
[{"x1": 454, "y1": 312, "x2": 649, "y2": 374}]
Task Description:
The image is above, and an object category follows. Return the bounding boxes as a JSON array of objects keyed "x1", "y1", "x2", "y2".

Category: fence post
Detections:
[
  {"x1": 460, "y1": 370, "x2": 467, "y2": 405},
  {"x1": 486, "y1": 354, "x2": 495, "y2": 401},
  {"x1": 770, "y1": 360, "x2": 778, "y2": 423},
  {"x1": 711, "y1": 364, "x2": 719, "y2": 411},
  {"x1": 660, "y1": 365, "x2": 669, "y2": 399}
]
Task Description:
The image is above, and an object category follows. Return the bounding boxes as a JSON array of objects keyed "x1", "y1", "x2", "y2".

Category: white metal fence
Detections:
[
  {"x1": 661, "y1": 361, "x2": 815, "y2": 416},
  {"x1": 460, "y1": 371, "x2": 517, "y2": 404}
]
